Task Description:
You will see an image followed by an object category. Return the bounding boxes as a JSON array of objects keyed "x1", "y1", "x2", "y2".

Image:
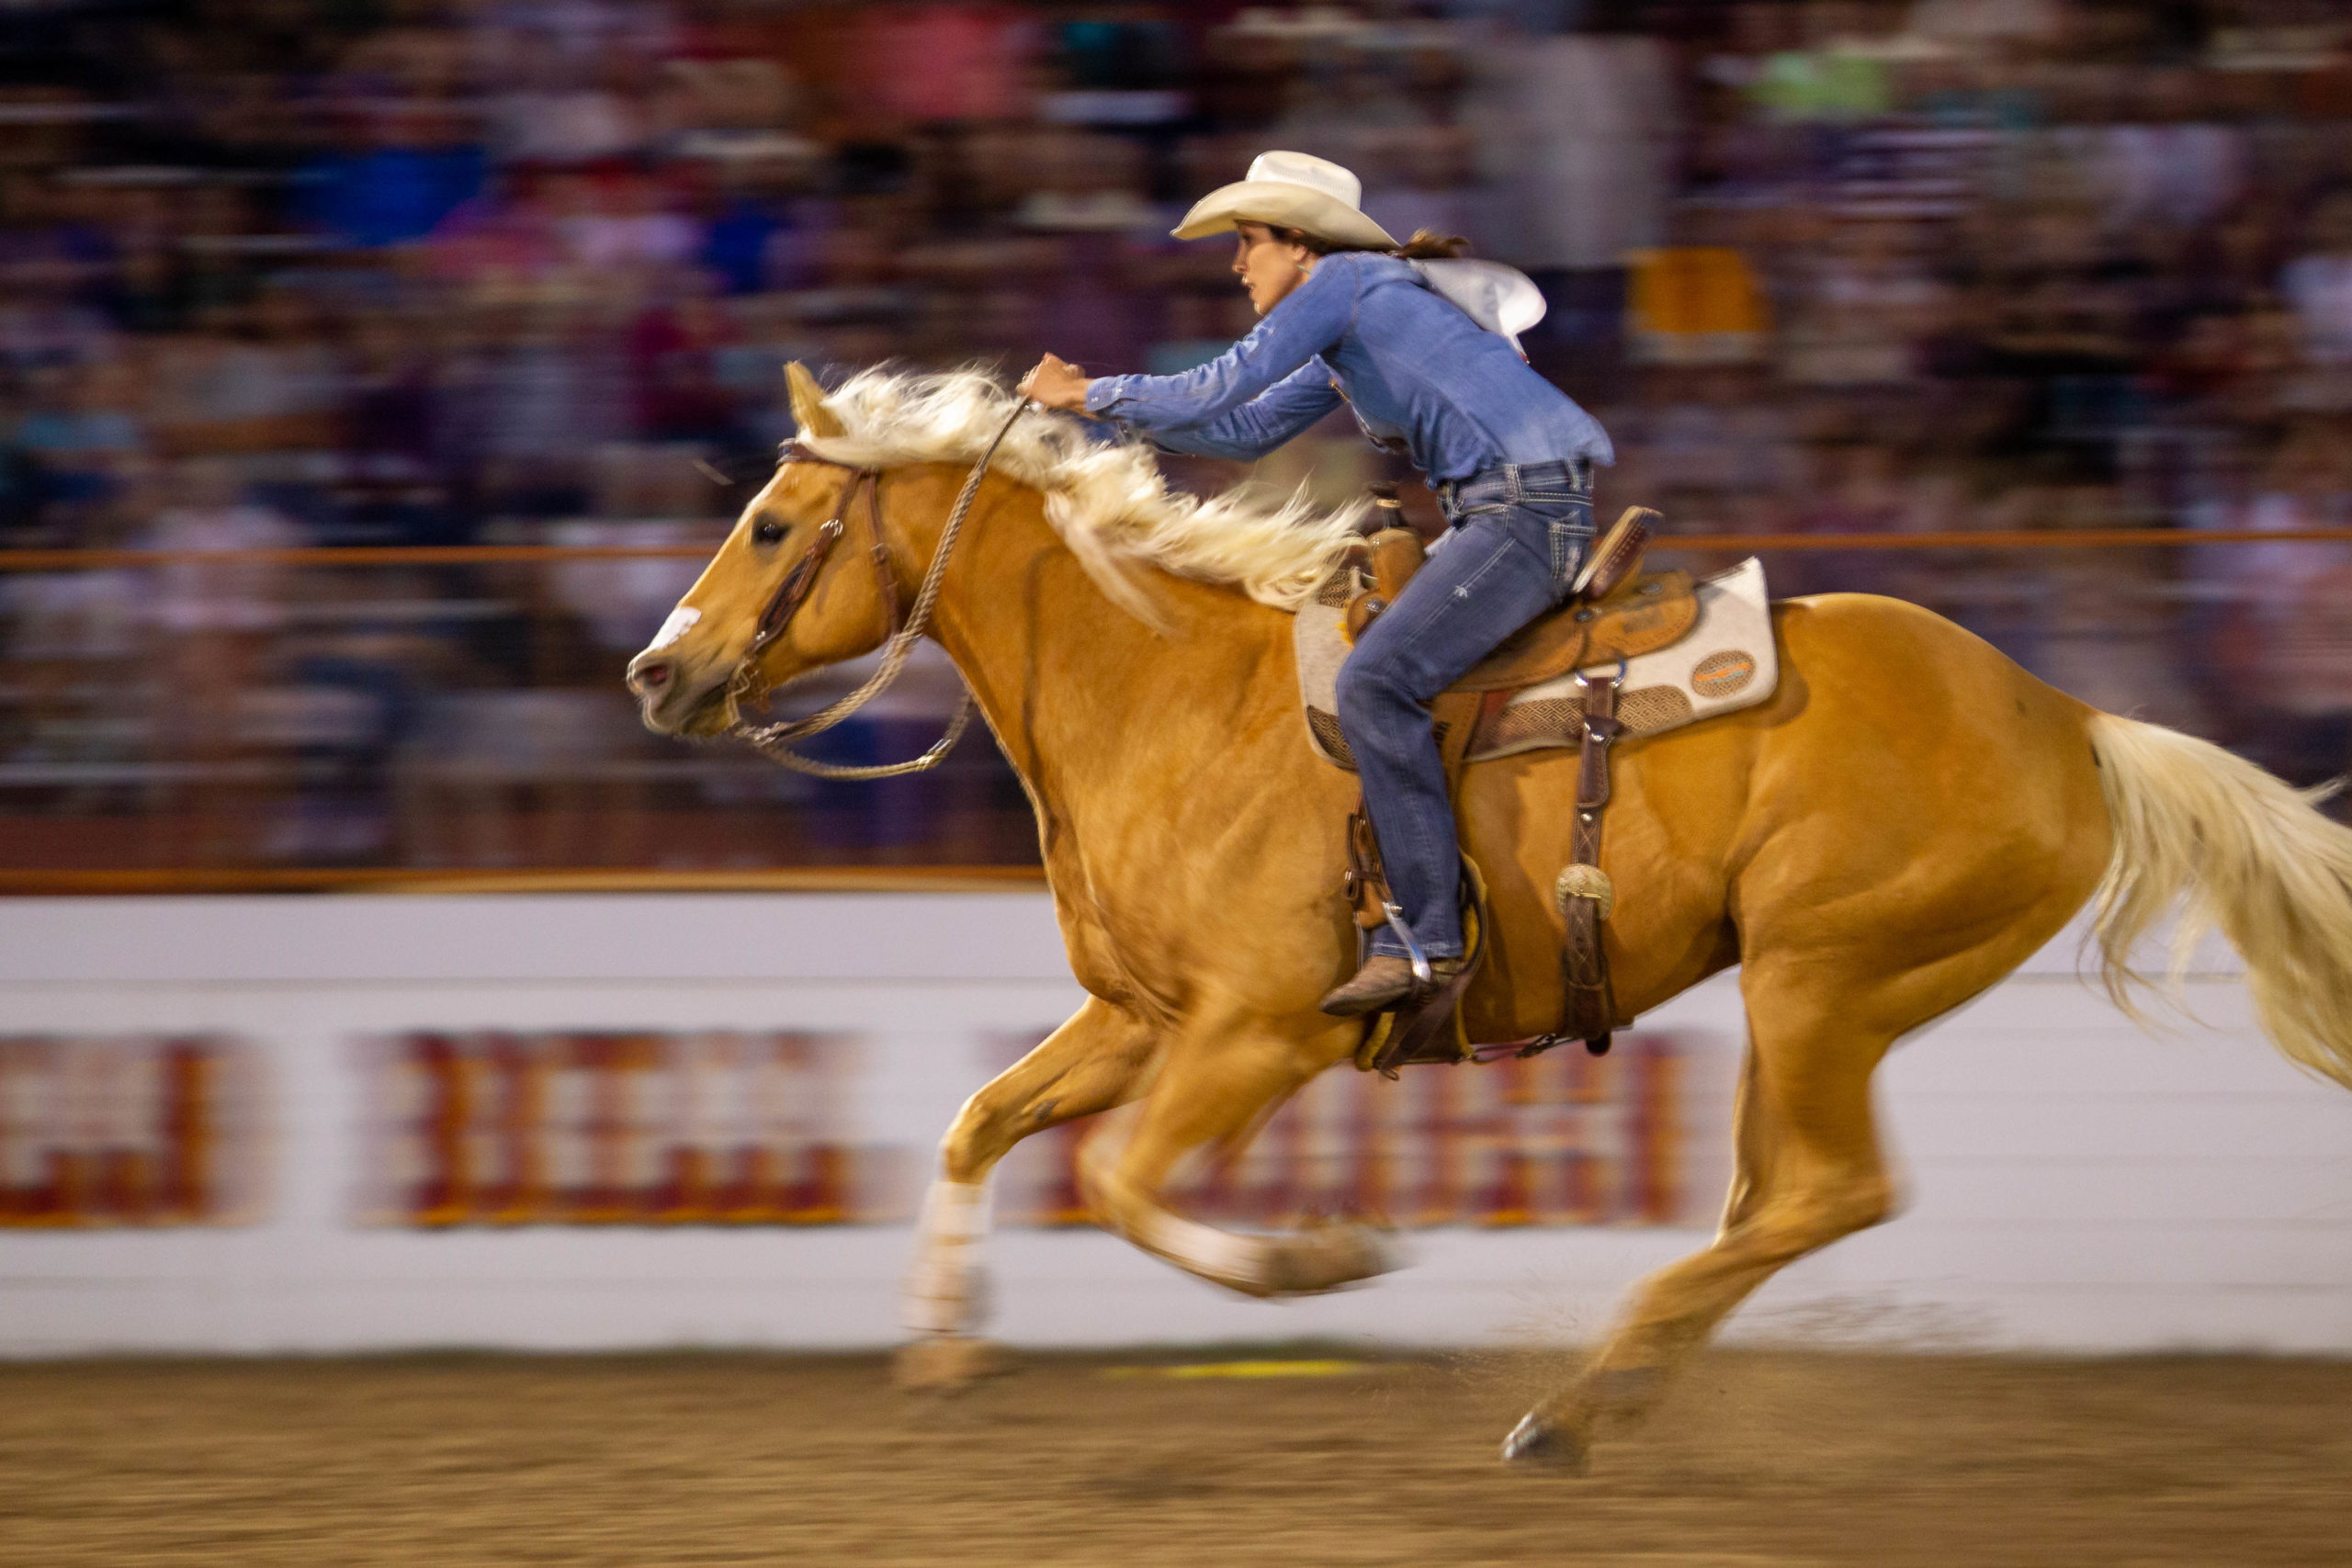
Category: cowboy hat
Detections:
[{"x1": 1171, "y1": 151, "x2": 1399, "y2": 252}]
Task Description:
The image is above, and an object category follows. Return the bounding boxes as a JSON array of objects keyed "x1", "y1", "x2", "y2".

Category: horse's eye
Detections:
[{"x1": 752, "y1": 517, "x2": 786, "y2": 546}]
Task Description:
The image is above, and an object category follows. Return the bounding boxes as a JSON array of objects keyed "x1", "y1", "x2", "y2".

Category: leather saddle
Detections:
[
  {"x1": 1340, "y1": 504, "x2": 1690, "y2": 690},
  {"x1": 1339, "y1": 501, "x2": 1668, "y2": 1076}
]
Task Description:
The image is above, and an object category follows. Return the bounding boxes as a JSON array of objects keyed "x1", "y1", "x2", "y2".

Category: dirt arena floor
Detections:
[{"x1": 3, "y1": 1348, "x2": 2348, "y2": 1567}]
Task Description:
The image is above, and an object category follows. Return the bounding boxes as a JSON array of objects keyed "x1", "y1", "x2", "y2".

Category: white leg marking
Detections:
[
  {"x1": 904, "y1": 1179, "x2": 991, "y2": 1336},
  {"x1": 1138, "y1": 1210, "x2": 1266, "y2": 1291}
]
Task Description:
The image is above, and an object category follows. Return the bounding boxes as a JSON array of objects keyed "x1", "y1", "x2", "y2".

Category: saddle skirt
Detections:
[{"x1": 1295, "y1": 556, "x2": 1779, "y2": 770}]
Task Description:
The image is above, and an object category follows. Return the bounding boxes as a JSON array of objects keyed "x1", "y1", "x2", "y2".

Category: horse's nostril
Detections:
[{"x1": 631, "y1": 660, "x2": 672, "y2": 693}]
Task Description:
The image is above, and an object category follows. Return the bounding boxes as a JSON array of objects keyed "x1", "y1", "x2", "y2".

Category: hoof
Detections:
[
  {"x1": 892, "y1": 1336, "x2": 1011, "y2": 1393},
  {"x1": 1261, "y1": 1224, "x2": 1403, "y2": 1297},
  {"x1": 1500, "y1": 1412, "x2": 1588, "y2": 1473}
]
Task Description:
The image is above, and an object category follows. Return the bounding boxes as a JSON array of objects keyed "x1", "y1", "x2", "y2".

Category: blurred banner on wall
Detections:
[
  {"x1": 360, "y1": 1030, "x2": 911, "y2": 1225},
  {"x1": 988, "y1": 1028, "x2": 1705, "y2": 1230},
  {"x1": 350, "y1": 1027, "x2": 1712, "y2": 1231},
  {"x1": 0, "y1": 1034, "x2": 265, "y2": 1227},
  {"x1": 0, "y1": 1025, "x2": 1718, "y2": 1234}
]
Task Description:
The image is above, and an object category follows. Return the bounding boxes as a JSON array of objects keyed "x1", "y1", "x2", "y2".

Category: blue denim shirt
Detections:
[{"x1": 1083, "y1": 252, "x2": 1611, "y2": 484}]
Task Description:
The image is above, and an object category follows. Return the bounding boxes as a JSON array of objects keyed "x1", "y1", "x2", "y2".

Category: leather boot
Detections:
[{"x1": 1318, "y1": 953, "x2": 1464, "y2": 1018}]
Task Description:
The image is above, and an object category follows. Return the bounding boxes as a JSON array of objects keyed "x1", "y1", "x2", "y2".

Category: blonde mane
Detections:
[{"x1": 797, "y1": 367, "x2": 1365, "y2": 620}]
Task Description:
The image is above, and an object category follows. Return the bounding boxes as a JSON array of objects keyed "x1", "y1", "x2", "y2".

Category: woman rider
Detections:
[{"x1": 1019, "y1": 151, "x2": 1613, "y2": 1019}]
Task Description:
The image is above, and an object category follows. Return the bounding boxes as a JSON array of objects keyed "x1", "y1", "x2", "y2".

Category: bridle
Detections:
[{"x1": 719, "y1": 400, "x2": 1027, "y2": 780}]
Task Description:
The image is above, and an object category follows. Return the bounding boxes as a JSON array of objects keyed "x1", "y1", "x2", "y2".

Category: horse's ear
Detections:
[{"x1": 785, "y1": 362, "x2": 843, "y2": 440}]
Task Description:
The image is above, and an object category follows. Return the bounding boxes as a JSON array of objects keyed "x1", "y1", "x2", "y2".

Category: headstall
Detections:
[{"x1": 719, "y1": 399, "x2": 1027, "y2": 781}]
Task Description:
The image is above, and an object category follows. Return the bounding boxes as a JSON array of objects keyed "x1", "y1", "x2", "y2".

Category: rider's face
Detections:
[{"x1": 1232, "y1": 222, "x2": 1316, "y2": 317}]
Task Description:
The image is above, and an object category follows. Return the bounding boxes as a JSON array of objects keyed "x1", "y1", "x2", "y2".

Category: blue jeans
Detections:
[{"x1": 1335, "y1": 460, "x2": 1594, "y2": 961}]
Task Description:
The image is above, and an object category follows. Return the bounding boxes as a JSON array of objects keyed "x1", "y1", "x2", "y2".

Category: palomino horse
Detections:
[{"x1": 628, "y1": 367, "x2": 2352, "y2": 1467}]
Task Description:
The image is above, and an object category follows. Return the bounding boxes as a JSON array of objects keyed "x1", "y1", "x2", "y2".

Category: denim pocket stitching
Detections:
[{"x1": 1545, "y1": 519, "x2": 1590, "y2": 594}]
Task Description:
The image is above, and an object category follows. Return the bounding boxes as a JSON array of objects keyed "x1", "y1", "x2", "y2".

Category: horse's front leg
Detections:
[
  {"x1": 1079, "y1": 1008, "x2": 1395, "y2": 1299},
  {"x1": 897, "y1": 996, "x2": 1156, "y2": 1389}
]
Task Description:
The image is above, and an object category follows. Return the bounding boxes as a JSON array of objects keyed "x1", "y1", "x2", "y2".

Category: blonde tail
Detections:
[{"x1": 2088, "y1": 713, "x2": 2352, "y2": 1090}]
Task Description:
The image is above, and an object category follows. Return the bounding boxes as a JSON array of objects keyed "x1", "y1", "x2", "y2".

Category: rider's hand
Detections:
[{"x1": 1020, "y1": 354, "x2": 1094, "y2": 415}]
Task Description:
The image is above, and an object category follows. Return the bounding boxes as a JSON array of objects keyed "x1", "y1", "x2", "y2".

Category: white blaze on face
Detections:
[{"x1": 647, "y1": 604, "x2": 700, "y2": 653}]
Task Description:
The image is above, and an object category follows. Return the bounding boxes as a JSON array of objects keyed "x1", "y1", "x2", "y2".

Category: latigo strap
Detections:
[{"x1": 1556, "y1": 668, "x2": 1623, "y2": 1053}]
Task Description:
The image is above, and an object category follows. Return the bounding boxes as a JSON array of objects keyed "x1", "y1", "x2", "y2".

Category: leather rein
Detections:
[{"x1": 720, "y1": 400, "x2": 1027, "y2": 781}]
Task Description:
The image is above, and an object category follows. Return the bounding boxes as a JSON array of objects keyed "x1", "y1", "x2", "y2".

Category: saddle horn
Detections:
[{"x1": 1571, "y1": 505, "x2": 1659, "y2": 604}]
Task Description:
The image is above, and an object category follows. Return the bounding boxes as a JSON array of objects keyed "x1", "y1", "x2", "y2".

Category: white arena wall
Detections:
[{"x1": 0, "y1": 891, "x2": 2346, "y2": 1359}]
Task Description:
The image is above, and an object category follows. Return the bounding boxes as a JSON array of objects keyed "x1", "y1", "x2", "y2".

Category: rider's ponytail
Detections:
[
  {"x1": 1389, "y1": 229, "x2": 1471, "y2": 261},
  {"x1": 1269, "y1": 225, "x2": 1472, "y2": 261}
]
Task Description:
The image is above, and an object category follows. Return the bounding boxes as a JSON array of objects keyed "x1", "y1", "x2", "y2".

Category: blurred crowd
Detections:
[{"x1": 4, "y1": 0, "x2": 2351, "y2": 874}]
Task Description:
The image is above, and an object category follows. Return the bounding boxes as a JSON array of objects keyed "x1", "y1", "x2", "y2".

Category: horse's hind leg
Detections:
[
  {"x1": 1080, "y1": 1012, "x2": 1393, "y2": 1298},
  {"x1": 898, "y1": 997, "x2": 1155, "y2": 1387},
  {"x1": 1505, "y1": 970, "x2": 1896, "y2": 1469}
]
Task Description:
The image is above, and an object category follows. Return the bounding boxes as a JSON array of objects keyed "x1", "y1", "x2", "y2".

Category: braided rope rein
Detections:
[{"x1": 724, "y1": 399, "x2": 1028, "y2": 781}]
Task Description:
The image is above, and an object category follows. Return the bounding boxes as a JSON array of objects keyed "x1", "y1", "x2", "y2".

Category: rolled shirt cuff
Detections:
[{"x1": 1082, "y1": 377, "x2": 1127, "y2": 417}]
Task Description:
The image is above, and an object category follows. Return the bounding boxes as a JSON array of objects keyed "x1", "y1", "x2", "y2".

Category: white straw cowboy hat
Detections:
[{"x1": 1171, "y1": 151, "x2": 1399, "y2": 251}]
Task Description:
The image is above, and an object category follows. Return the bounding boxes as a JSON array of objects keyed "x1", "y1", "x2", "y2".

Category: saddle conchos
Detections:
[{"x1": 1297, "y1": 501, "x2": 1780, "y2": 1073}]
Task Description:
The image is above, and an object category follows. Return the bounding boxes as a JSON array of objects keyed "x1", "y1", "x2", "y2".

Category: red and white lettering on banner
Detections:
[
  {"x1": 363, "y1": 1032, "x2": 910, "y2": 1226},
  {"x1": 994, "y1": 1031, "x2": 1707, "y2": 1230},
  {"x1": 0, "y1": 1034, "x2": 260, "y2": 1227}
]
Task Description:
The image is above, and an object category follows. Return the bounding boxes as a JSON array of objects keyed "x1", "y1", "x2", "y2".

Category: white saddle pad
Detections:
[{"x1": 1295, "y1": 557, "x2": 1780, "y2": 772}]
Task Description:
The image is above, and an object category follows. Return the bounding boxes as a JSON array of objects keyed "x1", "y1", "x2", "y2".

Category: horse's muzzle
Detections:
[
  {"x1": 627, "y1": 651, "x2": 726, "y2": 735},
  {"x1": 626, "y1": 654, "x2": 670, "y2": 693}
]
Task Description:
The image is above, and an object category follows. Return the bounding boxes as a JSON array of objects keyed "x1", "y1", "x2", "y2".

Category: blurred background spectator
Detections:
[{"x1": 4, "y1": 0, "x2": 2352, "y2": 877}]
